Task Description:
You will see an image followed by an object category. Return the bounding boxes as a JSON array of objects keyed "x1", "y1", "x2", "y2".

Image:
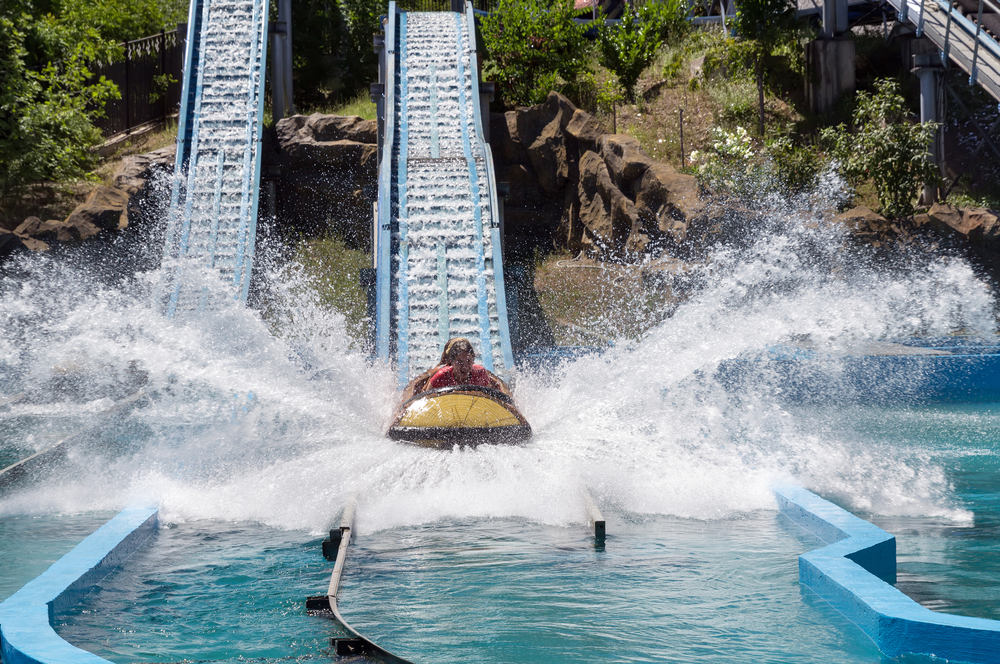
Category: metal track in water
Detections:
[
  {"x1": 160, "y1": 0, "x2": 269, "y2": 317},
  {"x1": 376, "y1": 4, "x2": 514, "y2": 387}
]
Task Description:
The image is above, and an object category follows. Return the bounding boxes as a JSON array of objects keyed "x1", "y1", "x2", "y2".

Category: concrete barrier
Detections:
[
  {"x1": 0, "y1": 507, "x2": 158, "y2": 664},
  {"x1": 777, "y1": 486, "x2": 1000, "y2": 663}
]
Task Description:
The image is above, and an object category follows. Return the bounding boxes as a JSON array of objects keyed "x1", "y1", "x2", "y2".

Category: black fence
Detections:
[{"x1": 92, "y1": 29, "x2": 185, "y2": 138}]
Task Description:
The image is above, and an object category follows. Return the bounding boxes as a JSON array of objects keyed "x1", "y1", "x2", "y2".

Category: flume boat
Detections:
[{"x1": 387, "y1": 384, "x2": 532, "y2": 449}]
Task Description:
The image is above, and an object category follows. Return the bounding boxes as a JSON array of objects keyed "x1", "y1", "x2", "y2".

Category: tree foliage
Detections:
[
  {"x1": 480, "y1": 0, "x2": 592, "y2": 109},
  {"x1": 0, "y1": 0, "x2": 185, "y2": 201},
  {"x1": 0, "y1": 16, "x2": 118, "y2": 201},
  {"x1": 598, "y1": 0, "x2": 687, "y2": 102},
  {"x1": 822, "y1": 79, "x2": 939, "y2": 219},
  {"x1": 733, "y1": 0, "x2": 797, "y2": 135}
]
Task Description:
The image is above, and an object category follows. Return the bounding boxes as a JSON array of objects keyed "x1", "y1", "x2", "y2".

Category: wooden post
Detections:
[{"x1": 679, "y1": 108, "x2": 685, "y2": 167}]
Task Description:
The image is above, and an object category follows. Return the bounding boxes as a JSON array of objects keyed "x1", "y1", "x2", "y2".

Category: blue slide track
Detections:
[
  {"x1": 160, "y1": 0, "x2": 269, "y2": 318},
  {"x1": 374, "y1": 2, "x2": 515, "y2": 388}
]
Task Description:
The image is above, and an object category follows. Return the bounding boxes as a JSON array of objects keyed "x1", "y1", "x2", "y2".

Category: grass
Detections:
[
  {"x1": 93, "y1": 121, "x2": 179, "y2": 188},
  {"x1": 304, "y1": 90, "x2": 377, "y2": 120},
  {"x1": 532, "y1": 250, "x2": 676, "y2": 345},
  {"x1": 288, "y1": 233, "x2": 371, "y2": 348}
]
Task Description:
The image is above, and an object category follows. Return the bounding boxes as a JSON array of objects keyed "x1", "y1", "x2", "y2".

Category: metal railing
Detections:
[{"x1": 91, "y1": 29, "x2": 185, "y2": 138}]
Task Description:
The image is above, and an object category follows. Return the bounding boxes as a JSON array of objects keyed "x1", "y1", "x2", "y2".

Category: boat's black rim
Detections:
[{"x1": 387, "y1": 424, "x2": 532, "y2": 446}]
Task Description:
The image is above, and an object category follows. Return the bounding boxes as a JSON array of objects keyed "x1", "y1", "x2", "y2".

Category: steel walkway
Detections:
[
  {"x1": 374, "y1": 3, "x2": 514, "y2": 387},
  {"x1": 159, "y1": 0, "x2": 269, "y2": 317},
  {"x1": 889, "y1": 0, "x2": 1000, "y2": 101}
]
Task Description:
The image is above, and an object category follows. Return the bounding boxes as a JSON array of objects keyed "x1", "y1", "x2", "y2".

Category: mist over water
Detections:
[{"x1": 0, "y1": 184, "x2": 993, "y2": 534}]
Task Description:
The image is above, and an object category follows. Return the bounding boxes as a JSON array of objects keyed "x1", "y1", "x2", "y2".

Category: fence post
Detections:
[
  {"x1": 161, "y1": 30, "x2": 167, "y2": 124},
  {"x1": 124, "y1": 39, "x2": 131, "y2": 134}
]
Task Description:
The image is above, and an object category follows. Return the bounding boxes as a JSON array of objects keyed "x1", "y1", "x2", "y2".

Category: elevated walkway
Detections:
[
  {"x1": 373, "y1": 2, "x2": 514, "y2": 387},
  {"x1": 889, "y1": 0, "x2": 1000, "y2": 101}
]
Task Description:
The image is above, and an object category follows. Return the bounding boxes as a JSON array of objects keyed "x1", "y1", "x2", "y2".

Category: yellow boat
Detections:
[{"x1": 387, "y1": 385, "x2": 532, "y2": 449}]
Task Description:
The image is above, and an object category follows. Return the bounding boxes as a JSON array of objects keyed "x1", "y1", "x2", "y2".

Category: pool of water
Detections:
[{"x1": 2, "y1": 401, "x2": 998, "y2": 663}]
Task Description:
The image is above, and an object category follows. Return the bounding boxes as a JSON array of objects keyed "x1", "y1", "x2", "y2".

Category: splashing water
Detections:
[{"x1": 1, "y1": 180, "x2": 994, "y2": 536}]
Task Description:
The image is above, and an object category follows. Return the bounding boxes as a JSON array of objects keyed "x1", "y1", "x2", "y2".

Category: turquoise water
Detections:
[{"x1": 1, "y1": 401, "x2": 998, "y2": 663}]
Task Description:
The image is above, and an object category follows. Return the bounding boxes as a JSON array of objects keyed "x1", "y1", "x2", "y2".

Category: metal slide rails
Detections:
[
  {"x1": 160, "y1": 0, "x2": 269, "y2": 317},
  {"x1": 375, "y1": 3, "x2": 515, "y2": 387},
  {"x1": 889, "y1": 0, "x2": 1000, "y2": 101}
]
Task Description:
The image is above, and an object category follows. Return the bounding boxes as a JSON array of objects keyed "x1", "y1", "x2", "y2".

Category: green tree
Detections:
[
  {"x1": 598, "y1": 0, "x2": 687, "y2": 103},
  {"x1": 733, "y1": 0, "x2": 797, "y2": 136},
  {"x1": 0, "y1": 16, "x2": 118, "y2": 202},
  {"x1": 480, "y1": 0, "x2": 592, "y2": 109},
  {"x1": 822, "y1": 79, "x2": 939, "y2": 219}
]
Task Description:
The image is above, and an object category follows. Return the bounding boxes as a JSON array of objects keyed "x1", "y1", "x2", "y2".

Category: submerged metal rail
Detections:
[
  {"x1": 307, "y1": 496, "x2": 414, "y2": 663},
  {"x1": 0, "y1": 390, "x2": 150, "y2": 494},
  {"x1": 159, "y1": 0, "x2": 269, "y2": 317},
  {"x1": 374, "y1": 2, "x2": 514, "y2": 388}
]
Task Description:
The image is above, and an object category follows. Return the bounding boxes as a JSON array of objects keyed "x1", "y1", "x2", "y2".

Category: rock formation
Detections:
[{"x1": 490, "y1": 92, "x2": 715, "y2": 261}]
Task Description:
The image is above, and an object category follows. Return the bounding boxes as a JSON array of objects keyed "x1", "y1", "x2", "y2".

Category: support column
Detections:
[
  {"x1": 822, "y1": 0, "x2": 849, "y2": 37},
  {"x1": 270, "y1": 0, "x2": 293, "y2": 121},
  {"x1": 371, "y1": 29, "x2": 387, "y2": 159},
  {"x1": 809, "y1": 0, "x2": 855, "y2": 114},
  {"x1": 912, "y1": 53, "x2": 944, "y2": 205},
  {"x1": 806, "y1": 38, "x2": 856, "y2": 114}
]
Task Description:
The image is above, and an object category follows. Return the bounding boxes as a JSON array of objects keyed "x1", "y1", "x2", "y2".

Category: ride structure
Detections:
[
  {"x1": 371, "y1": 1, "x2": 515, "y2": 390},
  {"x1": 159, "y1": 0, "x2": 269, "y2": 318}
]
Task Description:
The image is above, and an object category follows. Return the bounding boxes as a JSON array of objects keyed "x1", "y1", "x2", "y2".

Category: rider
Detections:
[
  {"x1": 403, "y1": 337, "x2": 508, "y2": 398},
  {"x1": 426, "y1": 337, "x2": 497, "y2": 390}
]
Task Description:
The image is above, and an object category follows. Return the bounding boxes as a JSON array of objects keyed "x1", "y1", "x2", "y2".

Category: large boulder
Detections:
[
  {"x1": 492, "y1": 111, "x2": 531, "y2": 166},
  {"x1": 276, "y1": 114, "x2": 378, "y2": 176},
  {"x1": 577, "y1": 150, "x2": 639, "y2": 256},
  {"x1": 565, "y1": 108, "x2": 605, "y2": 153},
  {"x1": 278, "y1": 113, "x2": 377, "y2": 145},
  {"x1": 634, "y1": 164, "x2": 705, "y2": 245},
  {"x1": 272, "y1": 113, "x2": 380, "y2": 246},
  {"x1": 63, "y1": 186, "x2": 130, "y2": 233},
  {"x1": 598, "y1": 135, "x2": 655, "y2": 194},
  {"x1": 114, "y1": 144, "x2": 176, "y2": 195},
  {"x1": 927, "y1": 203, "x2": 977, "y2": 238}
]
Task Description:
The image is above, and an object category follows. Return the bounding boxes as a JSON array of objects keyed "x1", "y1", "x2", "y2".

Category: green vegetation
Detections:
[
  {"x1": 480, "y1": 0, "x2": 591, "y2": 108},
  {"x1": 292, "y1": 0, "x2": 382, "y2": 110},
  {"x1": 320, "y1": 90, "x2": 378, "y2": 120},
  {"x1": 823, "y1": 79, "x2": 939, "y2": 218},
  {"x1": 0, "y1": 0, "x2": 185, "y2": 204},
  {"x1": 732, "y1": 0, "x2": 799, "y2": 135},
  {"x1": 598, "y1": 0, "x2": 688, "y2": 102},
  {"x1": 287, "y1": 234, "x2": 371, "y2": 348}
]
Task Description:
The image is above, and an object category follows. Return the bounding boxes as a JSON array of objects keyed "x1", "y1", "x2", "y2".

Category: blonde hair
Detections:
[{"x1": 440, "y1": 337, "x2": 475, "y2": 365}]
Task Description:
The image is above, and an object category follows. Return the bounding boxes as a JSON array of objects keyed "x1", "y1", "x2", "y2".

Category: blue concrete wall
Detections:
[
  {"x1": 777, "y1": 486, "x2": 1000, "y2": 663},
  {"x1": 0, "y1": 507, "x2": 158, "y2": 664}
]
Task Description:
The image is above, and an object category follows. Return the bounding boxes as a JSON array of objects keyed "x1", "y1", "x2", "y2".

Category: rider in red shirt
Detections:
[
  {"x1": 407, "y1": 337, "x2": 507, "y2": 394},
  {"x1": 426, "y1": 338, "x2": 493, "y2": 389}
]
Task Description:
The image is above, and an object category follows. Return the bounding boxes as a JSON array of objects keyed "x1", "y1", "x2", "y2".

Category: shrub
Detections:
[
  {"x1": 733, "y1": 0, "x2": 797, "y2": 135},
  {"x1": 480, "y1": 0, "x2": 592, "y2": 109},
  {"x1": 0, "y1": 17, "x2": 118, "y2": 202},
  {"x1": 598, "y1": 0, "x2": 688, "y2": 103},
  {"x1": 822, "y1": 79, "x2": 939, "y2": 218}
]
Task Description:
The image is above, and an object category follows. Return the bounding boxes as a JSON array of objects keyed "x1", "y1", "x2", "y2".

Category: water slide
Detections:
[
  {"x1": 373, "y1": 2, "x2": 515, "y2": 388},
  {"x1": 160, "y1": 0, "x2": 269, "y2": 318}
]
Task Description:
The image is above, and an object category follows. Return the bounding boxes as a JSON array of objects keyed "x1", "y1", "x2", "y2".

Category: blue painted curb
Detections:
[
  {"x1": 0, "y1": 507, "x2": 158, "y2": 664},
  {"x1": 777, "y1": 486, "x2": 1000, "y2": 663}
]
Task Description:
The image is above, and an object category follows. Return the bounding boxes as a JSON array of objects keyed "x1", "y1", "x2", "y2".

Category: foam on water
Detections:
[{"x1": 0, "y1": 182, "x2": 991, "y2": 534}]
